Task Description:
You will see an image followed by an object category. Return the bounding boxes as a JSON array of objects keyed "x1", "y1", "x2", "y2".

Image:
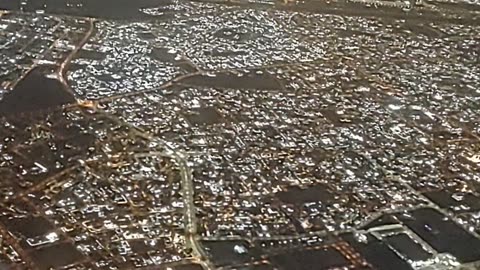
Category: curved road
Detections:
[
  {"x1": 98, "y1": 111, "x2": 213, "y2": 269},
  {"x1": 57, "y1": 18, "x2": 95, "y2": 97}
]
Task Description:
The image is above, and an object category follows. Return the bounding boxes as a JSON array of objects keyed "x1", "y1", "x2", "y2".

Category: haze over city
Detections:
[{"x1": 0, "y1": 0, "x2": 479, "y2": 269}]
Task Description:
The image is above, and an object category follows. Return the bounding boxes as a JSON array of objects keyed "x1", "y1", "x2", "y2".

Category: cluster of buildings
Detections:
[
  {"x1": 69, "y1": 20, "x2": 183, "y2": 99},
  {"x1": 0, "y1": 12, "x2": 88, "y2": 90},
  {"x1": 0, "y1": 108, "x2": 191, "y2": 269},
  {"x1": 0, "y1": 0, "x2": 478, "y2": 269}
]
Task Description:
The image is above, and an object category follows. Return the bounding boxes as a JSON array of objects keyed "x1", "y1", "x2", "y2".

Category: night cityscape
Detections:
[{"x1": 0, "y1": 0, "x2": 479, "y2": 269}]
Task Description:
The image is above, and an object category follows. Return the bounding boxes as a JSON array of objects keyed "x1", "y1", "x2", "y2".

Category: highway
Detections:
[
  {"x1": 57, "y1": 17, "x2": 95, "y2": 95},
  {"x1": 158, "y1": 144, "x2": 214, "y2": 270},
  {"x1": 97, "y1": 110, "x2": 214, "y2": 270},
  {"x1": 7, "y1": 18, "x2": 64, "y2": 90},
  {"x1": 5, "y1": 16, "x2": 95, "y2": 100}
]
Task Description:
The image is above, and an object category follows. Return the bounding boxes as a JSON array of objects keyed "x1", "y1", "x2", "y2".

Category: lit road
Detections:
[
  {"x1": 97, "y1": 110, "x2": 213, "y2": 270},
  {"x1": 57, "y1": 17, "x2": 95, "y2": 94},
  {"x1": 159, "y1": 146, "x2": 214, "y2": 270}
]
